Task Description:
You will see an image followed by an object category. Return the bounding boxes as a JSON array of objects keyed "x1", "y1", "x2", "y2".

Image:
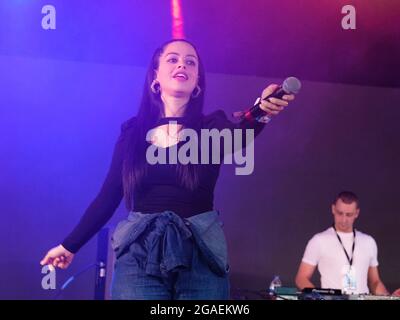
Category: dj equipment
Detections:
[{"x1": 273, "y1": 287, "x2": 400, "y2": 300}]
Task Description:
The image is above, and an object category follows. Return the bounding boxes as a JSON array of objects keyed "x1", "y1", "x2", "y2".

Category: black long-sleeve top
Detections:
[{"x1": 62, "y1": 110, "x2": 265, "y2": 253}]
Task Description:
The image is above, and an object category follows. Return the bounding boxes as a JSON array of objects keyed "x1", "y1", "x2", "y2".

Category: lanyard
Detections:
[{"x1": 332, "y1": 225, "x2": 356, "y2": 266}]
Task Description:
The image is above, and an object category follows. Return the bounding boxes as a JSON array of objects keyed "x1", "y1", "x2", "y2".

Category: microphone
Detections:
[{"x1": 234, "y1": 77, "x2": 302, "y2": 122}]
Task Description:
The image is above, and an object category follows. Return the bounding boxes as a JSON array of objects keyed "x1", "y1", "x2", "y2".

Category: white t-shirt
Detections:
[{"x1": 302, "y1": 227, "x2": 379, "y2": 294}]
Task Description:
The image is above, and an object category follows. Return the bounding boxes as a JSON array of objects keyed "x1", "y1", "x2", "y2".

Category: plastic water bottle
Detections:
[{"x1": 269, "y1": 275, "x2": 282, "y2": 296}]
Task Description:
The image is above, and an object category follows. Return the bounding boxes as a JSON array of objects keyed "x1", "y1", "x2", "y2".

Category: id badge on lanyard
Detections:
[{"x1": 333, "y1": 225, "x2": 357, "y2": 294}]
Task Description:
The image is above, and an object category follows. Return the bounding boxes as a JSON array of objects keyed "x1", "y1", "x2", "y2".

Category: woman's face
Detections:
[{"x1": 155, "y1": 41, "x2": 199, "y2": 99}]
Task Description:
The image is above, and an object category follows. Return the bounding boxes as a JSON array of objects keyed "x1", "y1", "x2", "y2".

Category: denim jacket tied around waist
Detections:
[{"x1": 111, "y1": 210, "x2": 229, "y2": 277}]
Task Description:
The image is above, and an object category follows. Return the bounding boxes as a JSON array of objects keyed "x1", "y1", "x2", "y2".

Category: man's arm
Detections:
[
  {"x1": 368, "y1": 266, "x2": 390, "y2": 295},
  {"x1": 295, "y1": 262, "x2": 317, "y2": 290},
  {"x1": 392, "y1": 288, "x2": 400, "y2": 296}
]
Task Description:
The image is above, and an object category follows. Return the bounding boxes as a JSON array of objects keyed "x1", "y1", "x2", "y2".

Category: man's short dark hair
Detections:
[{"x1": 333, "y1": 191, "x2": 359, "y2": 208}]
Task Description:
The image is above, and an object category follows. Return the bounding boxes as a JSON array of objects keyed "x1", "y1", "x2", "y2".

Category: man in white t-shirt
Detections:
[{"x1": 295, "y1": 191, "x2": 400, "y2": 296}]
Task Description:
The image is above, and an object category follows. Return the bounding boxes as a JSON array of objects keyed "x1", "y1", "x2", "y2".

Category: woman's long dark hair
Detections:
[{"x1": 123, "y1": 39, "x2": 206, "y2": 210}]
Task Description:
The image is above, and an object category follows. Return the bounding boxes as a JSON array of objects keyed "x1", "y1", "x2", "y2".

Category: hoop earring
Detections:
[
  {"x1": 191, "y1": 85, "x2": 201, "y2": 98},
  {"x1": 151, "y1": 80, "x2": 160, "y2": 94}
]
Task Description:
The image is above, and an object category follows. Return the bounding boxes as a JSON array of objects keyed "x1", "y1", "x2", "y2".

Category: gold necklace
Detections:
[{"x1": 166, "y1": 123, "x2": 183, "y2": 143}]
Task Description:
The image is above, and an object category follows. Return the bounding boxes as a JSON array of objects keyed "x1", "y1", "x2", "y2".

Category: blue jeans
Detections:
[{"x1": 110, "y1": 210, "x2": 230, "y2": 300}]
